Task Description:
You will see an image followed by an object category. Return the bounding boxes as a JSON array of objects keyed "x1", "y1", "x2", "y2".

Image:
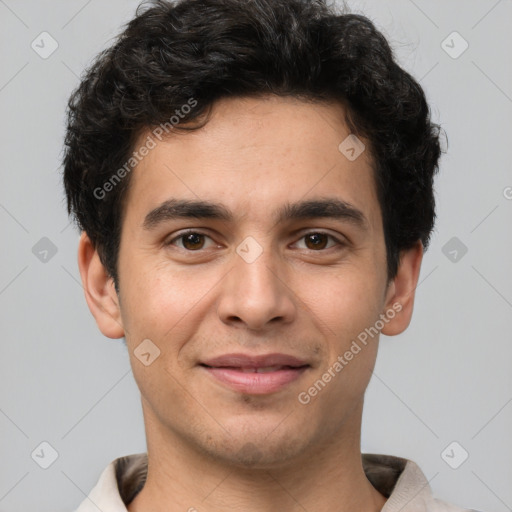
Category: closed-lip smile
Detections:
[{"x1": 200, "y1": 353, "x2": 310, "y2": 394}]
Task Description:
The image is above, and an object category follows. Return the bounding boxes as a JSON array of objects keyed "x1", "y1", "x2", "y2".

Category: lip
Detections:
[
  {"x1": 202, "y1": 352, "x2": 308, "y2": 368},
  {"x1": 200, "y1": 353, "x2": 310, "y2": 395}
]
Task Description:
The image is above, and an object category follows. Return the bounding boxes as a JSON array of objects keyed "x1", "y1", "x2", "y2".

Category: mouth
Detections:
[{"x1": 199, "y1": 353, "x2": 310, "y2": 395}]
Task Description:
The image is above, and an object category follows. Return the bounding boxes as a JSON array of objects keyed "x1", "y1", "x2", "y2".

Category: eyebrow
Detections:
[{"x1": 142, "y1": 198, "x2": 368, "y2": 231}]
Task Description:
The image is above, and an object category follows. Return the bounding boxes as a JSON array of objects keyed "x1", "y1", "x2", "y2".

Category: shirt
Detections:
[{"x1": 74, "y1": 452, "x2": 481, "y2": 512}]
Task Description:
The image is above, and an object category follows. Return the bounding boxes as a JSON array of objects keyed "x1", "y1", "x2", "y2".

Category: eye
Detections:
[
  {"x1": 166, "y1": 230, "x2": 216, "y2": 251},
  {"x1": 294, "y1": 232, "x2": 344, "y2": 251}
]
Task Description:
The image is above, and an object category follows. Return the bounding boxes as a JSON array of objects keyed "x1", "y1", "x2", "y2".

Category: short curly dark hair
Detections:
[{"x1": 63, "y1": 0, "x2": 442, "y2": 288}]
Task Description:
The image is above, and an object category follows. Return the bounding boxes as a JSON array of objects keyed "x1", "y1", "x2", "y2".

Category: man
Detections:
[{"x1": 63, "y1": 0, "x2": 479, "y2": 510}]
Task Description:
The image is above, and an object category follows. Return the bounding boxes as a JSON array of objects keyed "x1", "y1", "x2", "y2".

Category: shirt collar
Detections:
[{"x1": 74, "y1": 452, "x2": 467, "y2": 512}]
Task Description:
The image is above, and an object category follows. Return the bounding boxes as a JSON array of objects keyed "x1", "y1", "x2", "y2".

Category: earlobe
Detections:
[
  {"x1": 380, "y1": 241, "x2": 423, "y2": 337},
  {"x1": 77, "y1": 232, "x2": 125, "y2": 339}
]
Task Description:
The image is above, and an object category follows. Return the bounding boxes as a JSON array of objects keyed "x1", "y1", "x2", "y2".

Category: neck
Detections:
[{"x1": 128, "y1": 401, "x2": 387, "y2": 512}]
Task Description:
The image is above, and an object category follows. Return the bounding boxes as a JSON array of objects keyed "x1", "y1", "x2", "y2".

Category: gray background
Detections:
[{"x1": 1, "y1": 0, "x2": 511, "y2": 511}]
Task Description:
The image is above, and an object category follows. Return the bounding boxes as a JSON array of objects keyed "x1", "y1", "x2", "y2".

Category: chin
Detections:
[{"x1": 196, "y1": 426, "x2": 309, "y2": 470}]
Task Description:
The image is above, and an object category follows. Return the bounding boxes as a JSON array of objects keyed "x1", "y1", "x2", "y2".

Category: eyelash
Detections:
[{"x1": 166, "y1": 229, "x2": 346, "y2": 252}]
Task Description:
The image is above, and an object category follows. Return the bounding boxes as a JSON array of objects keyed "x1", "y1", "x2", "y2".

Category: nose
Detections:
[{"x1": 216, "y1": 245, "x2": 297, "y2": 331}]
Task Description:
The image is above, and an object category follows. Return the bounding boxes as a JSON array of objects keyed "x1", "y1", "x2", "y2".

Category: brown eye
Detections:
[
  {"x1": 294, "y1": 232, "x2": 344, "y2": 251},
  {"x1": 167, "y1": 231, "x2": 214, "y2": 251},
  {"x1": 181, "y1": 233, "x2": 205, "y2": 250},
  {"x1": 304, "y1": 233, "x2": 329, "y2": 250}
]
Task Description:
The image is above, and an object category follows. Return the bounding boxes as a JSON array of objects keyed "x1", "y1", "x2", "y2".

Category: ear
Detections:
[
  {"x1": 77, "y1": 231, "x2": 125, "y2": 339},
  {"x1": 380, "y1": 241, "x2": 423, "y2": 336}
]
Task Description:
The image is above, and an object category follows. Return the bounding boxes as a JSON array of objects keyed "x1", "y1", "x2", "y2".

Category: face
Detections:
[{"x1": 82, "y1": 95, "x2": 420, "y2": 469}]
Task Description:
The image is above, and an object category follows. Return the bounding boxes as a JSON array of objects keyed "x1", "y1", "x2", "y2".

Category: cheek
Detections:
[
  {"x1": 301, "y1": 266, "x2": 384, "y2": 338},
  {"x1": 119, "y1": 260, "x2": 215, "y2": 357},
  {"x1": 120, "y1": 271, "x2": 199, "y2": 411},
  {"x1": 301, "y1": 274, "x2": 383, "y2": 409}
]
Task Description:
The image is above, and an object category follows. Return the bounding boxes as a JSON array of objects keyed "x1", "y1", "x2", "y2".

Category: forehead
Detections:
[{"x1": 123, "y1": 95, "x2": 381, "y2": 229}]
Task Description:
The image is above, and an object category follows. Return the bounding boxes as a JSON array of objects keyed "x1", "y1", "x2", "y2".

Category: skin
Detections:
[{"x1": 78, "y1": 95, "x2": 423, "y2": 512}]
